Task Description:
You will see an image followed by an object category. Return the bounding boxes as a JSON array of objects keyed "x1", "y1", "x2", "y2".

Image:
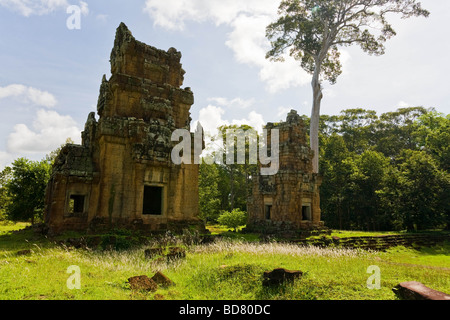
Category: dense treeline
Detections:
[
  {"x1": 199, "y1": 107, "x2": 449, "y2": 231},
  {"x1": 0, "y1": 108, "x2": 448, "y2": 231},
  {"x1": 317, "y1": 107, "x2": 449, "y2": 231}
]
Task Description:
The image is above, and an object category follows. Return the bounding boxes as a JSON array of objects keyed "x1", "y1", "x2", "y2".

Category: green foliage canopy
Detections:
[
  {"x1": 3, "y1": 158, "x2": 51, "y2": 224},
  {"x1": 318, "y1": 107, "x2": 449, "y2": 231},
  {"x1": 266, "y1": 0, "x2": 429, "y2": 173},
  {"x1": 217, "y1": 209, "x2": 248, "y2": 232},
  {"x1": 266, "y1": 0, "x2": 429, "y2": 84}
]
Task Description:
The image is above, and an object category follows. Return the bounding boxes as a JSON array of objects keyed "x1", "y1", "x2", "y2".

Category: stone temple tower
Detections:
[
  {"x1": 246, "y1": 110, "x2": 324, "y2": 235},
  {"x1": 44, "y1": 23, "x2": 205, "y2": 234}
]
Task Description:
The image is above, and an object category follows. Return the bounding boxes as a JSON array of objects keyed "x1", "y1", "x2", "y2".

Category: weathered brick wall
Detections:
[
  {"x1": 247, "y1": 110, "x2": 323, "y2": 232},
  {"x1": 45, "y1": 23, "x2": 203, "y2": 234}
]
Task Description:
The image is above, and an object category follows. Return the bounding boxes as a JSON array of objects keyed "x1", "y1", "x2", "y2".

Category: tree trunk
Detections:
[
  {"x1": 229, "y1": 166, "x2": 235, "y2": 210},
  {"x1": 310, "y1": 67, "x2": 323, "y2": 174}
]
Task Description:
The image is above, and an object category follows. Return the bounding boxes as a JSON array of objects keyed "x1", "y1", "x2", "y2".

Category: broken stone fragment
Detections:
[
  {"x1": 144, "y1": 247, "x2": 164, "y2": 259},
  {"x1": 166, "y1": 247, "x2": 186, "y2": 261},
  {"x1": 151, "y1": 271, "x2": 174, "y2": 287},
  {"x1": 128, "y1": 275, "x2": 158, "y2": 292},
  {"x1": 262, "y1": 268, "x2": 303, "y2": 287},
  {"x1": 392, "y1": 281, "x2": 450, "y2": 300},
  {"x1": 15, "y1": 249, "x2": 32, "y2": 256}
]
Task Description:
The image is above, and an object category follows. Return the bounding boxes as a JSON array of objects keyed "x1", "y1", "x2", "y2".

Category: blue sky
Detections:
[{"x1": 0, "y1": 0, "x2": 449, "y2": 169}]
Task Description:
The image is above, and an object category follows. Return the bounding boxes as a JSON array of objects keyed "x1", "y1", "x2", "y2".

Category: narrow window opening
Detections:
[
  {"x1": 302, "y1": 205, "x2": 312, "y2": 221},
  {"x1": 69, "y1": 195, "x2": 85, "y2": 215},
  {"x1": 143, "y1": 186, "x2": 163, "y2": 215},
  {"x1": 265, "y1": 205, "x2": 272, "y2": 220}
]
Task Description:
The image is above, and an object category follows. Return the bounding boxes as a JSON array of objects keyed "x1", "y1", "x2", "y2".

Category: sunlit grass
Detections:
[
  {"x1": 0, "y1": 223, "x2": 448, "y2": 300},
  {"x1": 0, "y1": 221, "x2": 31, "y2": 234},
  {"x1": 329, "y1": 230, "x2": 404, "y2": 238}
]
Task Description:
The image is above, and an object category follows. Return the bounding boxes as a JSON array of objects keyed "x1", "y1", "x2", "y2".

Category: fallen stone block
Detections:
[
  {"x1": 144, "y1": 247, "x2": 164, "y2": 259},
  {"x1": 263, "y1": 268, "x2": 303, "y2": 287},
  {"x1": 166, "y1": 247, "x2": 186, "y2": 260},
  {"x1": 16, "y1": 249, "x2": 32, "y2": 256},
  {"x1": 128, "y1": 275, "x2": 158, "y2": 292},
  {"x1": 393, "y1": 281, "x2": 450, "y2": 300},
  {"x1": 151, "y1": 271, "x2": 174, "y2": 287}
]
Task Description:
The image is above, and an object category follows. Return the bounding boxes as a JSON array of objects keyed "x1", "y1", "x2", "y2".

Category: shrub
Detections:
[{"x1": 217, "y1": 209, "x2": 247, "y2": 232}]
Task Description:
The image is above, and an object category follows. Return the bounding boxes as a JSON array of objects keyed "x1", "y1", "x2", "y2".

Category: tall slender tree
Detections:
[{"x1": 266, "y1": 0, "x2": 429, "y2": 173}]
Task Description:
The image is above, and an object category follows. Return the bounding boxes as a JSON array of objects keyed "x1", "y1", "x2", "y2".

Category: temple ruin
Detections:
[
  {"x1": 44, "y1": 23, "x2": 205, "y2": 234},
  {"x1": 246, "y1": 110, "x2": 324, "y2": 234},
  {"x1": 44, "y1": 23, "x2": 323, "y2": 236}
]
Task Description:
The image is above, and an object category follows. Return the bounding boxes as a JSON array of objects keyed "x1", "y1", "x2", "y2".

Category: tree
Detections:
[
  {"x1": 372, "y1": 107, "x2": 429, "y2": 158},
  {"x1": 350, "y1": 150, "x2": 390, "y2": 230},
  {"x1": 318, "y1": 107, "x2": 448, "y2": 231},
  {"x1": 198, "y1": 161, "x2": 222, "y2": 222},
  {"x1": 215, "y1": 124, "x2": 258, "y2": 212},
  {"x1": 339, "y1": 108, "x2": 378, "y2": 154},
  {"x1": 414, "y1": 111, "x2": 450, "y2": 171},
  {"x1": 5, "y1": 158, "x2": 51, "y2": 224},
  {"x1": 395, "y1": 150, "x2": 449, "y2": 230},
  {"x1": 217, "y1": 209, "x2": 248, "y2": 232},
  {"x1": 266, "y1": 0, "x2": 429, "y2": 173},
  {"x1": 319, "y1": 133, "x2": 355, "y2": 229},
  {"x1": 377, "y1": 150, "x2": 449, "y2": 231},
  {"x1": 0, "y1": 166, "x2": 12, "y2": 221}
]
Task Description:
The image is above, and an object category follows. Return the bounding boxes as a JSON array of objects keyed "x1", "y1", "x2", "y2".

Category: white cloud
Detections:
[
  {"x1": 194, "y1": 104, "x2": 228, "y2": 138},
  {"x1": 259, "y1": 57, "x2": 311, "y2": 93},
  {"x1": 276, "y1": 106, "x2": 293, "y2": 119},
  {"x1": 96, "y1": 13, "x2": 108, "y2": 23},
  {"x1": 0, "y1": 151, "x2": 14, "y2": 171},
  {"x1": 224, "y1": 13, "x2": 310, "y2": 93},
  {"x1": 0, "y1": 0, "x2": 69, "y2": 16},
  {"x1": 231, "y1": 111, "x2": 265, "y2": 133},
  {"x1": 79, "y1": 0, "x2": 88, "y2": 16},
  {"x1": 193, "y1": 103, "x2": 265, "y2": 137},
  {"x1": 322, "y1": 88, "x2": 337, "y2": 99},
  {"x1": 193, "y1": 103, "x2": 265, "y2": 160},
  {"x1": 224, "y1": 14, "x2": 269, "y2": 66},
  {"x1": 397, "y1": 101, "x2": 410, "y2": 108},
  {"x1": 7, "y1": 109, "x2": 81, "y2": 154},
  {"x1": 143, "y1": 0, "x2": 311, "y2": 93},
  {"x1": 207, "y1": 97, "x2": 255, "y2": 109},
  {"x1": 0, "y1": 84, "x2": 57, "y2": 108},
  {"x1": 143, "y1": 0, "x2": 278, "y2": 31}
]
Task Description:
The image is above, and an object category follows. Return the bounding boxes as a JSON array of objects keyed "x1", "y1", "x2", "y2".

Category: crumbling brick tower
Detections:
[
  {"x1": 247, "y1": 110, "x2": 324, "y2": 234},
  {"x1": 44, "y1": 23, "x2": 205, "y2": 234}
]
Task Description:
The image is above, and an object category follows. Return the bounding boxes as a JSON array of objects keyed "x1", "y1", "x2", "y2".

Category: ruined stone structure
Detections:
[
  {"x1": 247, "y1": 110, "x2": 324, "y2": 234},
  {"x1": 44, "y1": 23, "x2": 205, "y2": 234}
]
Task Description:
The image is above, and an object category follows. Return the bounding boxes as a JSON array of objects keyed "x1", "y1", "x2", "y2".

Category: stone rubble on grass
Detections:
[
  {"x1": 128, "y1": 271, "x2": 174, "y2": 292},
  {"x1": 262, "y1": 268, "x2": 303, "y2": 287},
  {"x1": 393, "y1": 281, "x2": 450, "y2": 300}
]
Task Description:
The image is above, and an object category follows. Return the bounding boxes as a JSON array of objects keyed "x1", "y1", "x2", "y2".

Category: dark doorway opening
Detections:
[
  {"x1": 69, "y1": 195, "x2": 85, "y2": 215},
  {"x1": 265, "y1": 205, "x2": 272, "y2": 220},
  {"x1": 302, "y1": 205, "x2": 311, "y2": 221},
  {"x1": 143, "y1": 186, "x2": 163, "y2": 215}
]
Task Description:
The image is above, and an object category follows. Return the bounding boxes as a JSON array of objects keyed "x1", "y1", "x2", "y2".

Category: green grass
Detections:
[
  {"x1": 206, "y1": 224, "x2": 260, "y2": 242},
  {"x1": 0, "y1": 223, "x2": 448, "y2": 300},
  {"x1": 0, "y1": 221, "x2": 31, "y2": 234},
  {"x1": 379, "y1": 245, "x2": 450, "y2": 269},
  {"x1": 328, "y1": 230, "x2": 404, "y2": 238}
]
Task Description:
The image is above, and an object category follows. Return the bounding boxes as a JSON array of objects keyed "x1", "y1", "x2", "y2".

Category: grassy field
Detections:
[{"x1": 0, "y1": 222, "x2": 449, "y2": 300}]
